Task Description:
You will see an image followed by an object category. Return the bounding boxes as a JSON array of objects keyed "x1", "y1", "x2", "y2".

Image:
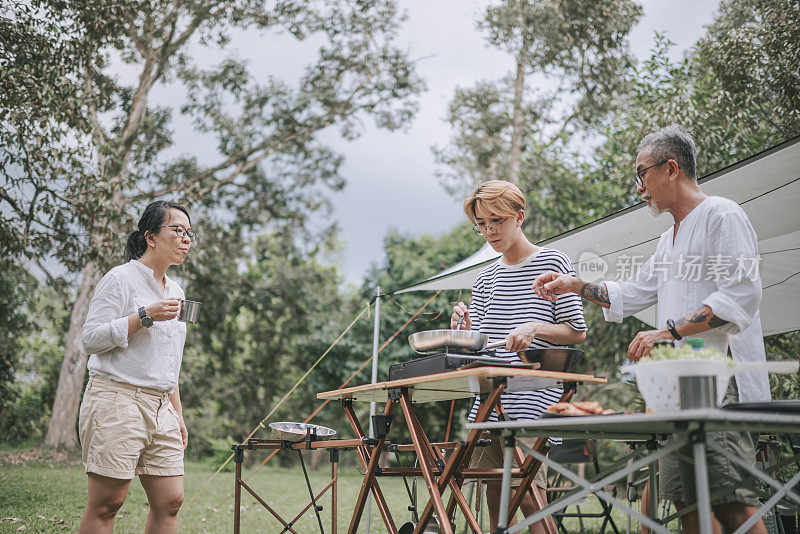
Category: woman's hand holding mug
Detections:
[{"x1": 146, "y1": 299, "x2": 181, "y2": 321}]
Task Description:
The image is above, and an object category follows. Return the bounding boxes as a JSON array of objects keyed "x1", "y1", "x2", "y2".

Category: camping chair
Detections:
[{"x1": 547, "y1": 439, "x2": 621, "y2": 534}]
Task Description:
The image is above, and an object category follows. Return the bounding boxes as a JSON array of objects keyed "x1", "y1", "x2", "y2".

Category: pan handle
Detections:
[{"x1": 484, "y1": 340, "x2": 507, "y2": 350}]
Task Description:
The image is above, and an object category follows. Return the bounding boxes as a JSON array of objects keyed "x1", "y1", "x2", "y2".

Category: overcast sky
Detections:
[{"x1": 149, "y1": 0, "x2": 721, "y2": 287}]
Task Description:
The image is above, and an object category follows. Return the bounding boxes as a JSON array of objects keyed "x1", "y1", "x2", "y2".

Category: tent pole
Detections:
[{"x1": 365, "y1": 285, "x2": 381, "y2": 533}]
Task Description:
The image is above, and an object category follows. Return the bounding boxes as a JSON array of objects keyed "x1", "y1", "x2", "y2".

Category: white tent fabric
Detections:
[{"x1": 395, "y1": 137, "x2": 800, "y2": 336}]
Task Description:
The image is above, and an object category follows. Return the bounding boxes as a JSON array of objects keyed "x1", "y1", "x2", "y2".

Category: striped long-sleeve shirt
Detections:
[{"x1": 467, "y1": 248, "x2": 587, "y2": 426}]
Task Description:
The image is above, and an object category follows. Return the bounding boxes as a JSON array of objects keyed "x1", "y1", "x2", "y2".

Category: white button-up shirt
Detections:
[
  {"x1": 603, "y1": 196, "x2": 770, "y2": 403},
  {"x1": 82, "y1": 260, "x2": 186, "y2": 392}
]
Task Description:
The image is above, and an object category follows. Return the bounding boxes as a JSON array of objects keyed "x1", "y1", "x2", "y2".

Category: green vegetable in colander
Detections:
[{"x1": 641, "y1": 345, "x2": 731, "y2": 364}]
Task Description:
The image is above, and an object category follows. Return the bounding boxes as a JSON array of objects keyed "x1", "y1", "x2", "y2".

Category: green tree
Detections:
[
  {"x1": 433, "y1": 0, "x2": 642, "y2": 193},
  {"x1": 2, "y1": 0, "x2": 424, "y2": 447},
  {"x1": 592, "y1": 0, "x2": 800, "y2": 191},
  {"x1": 0, "y1": 260, "x2": 68, "y2": 444},
  {"x1": 0, "y1": 1, "x2": 100, "y2": 275},
  {"x1": 0, "y1": 260, "x2": 33, "y2": 436},
  {"x1": 176, "y1": 229, "x2": 362, "y2": 452}
]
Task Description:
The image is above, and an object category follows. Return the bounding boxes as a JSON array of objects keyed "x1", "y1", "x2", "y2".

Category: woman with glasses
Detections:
[
  {"x1": 78, "y1": 200, "x2": 194, "y2": 534},
  {"x1": 451, "y1": 180, "x2": 587, "y2": 533}
]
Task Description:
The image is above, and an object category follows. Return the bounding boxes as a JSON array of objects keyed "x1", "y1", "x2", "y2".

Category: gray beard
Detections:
[{"x1": 648, "y1": 199, "x2": 663, "y2": 217}]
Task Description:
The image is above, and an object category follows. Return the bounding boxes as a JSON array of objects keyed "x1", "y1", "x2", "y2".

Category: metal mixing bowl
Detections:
[{"x1": 268, "y1": 422, "x2": 336, "y2": 442}]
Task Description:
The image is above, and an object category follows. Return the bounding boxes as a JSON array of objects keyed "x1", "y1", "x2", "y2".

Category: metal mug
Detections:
[
  {"x1": 679, "y1": 375, "x2": 718, "y2": 410},
  {"x1": 178, "y1": 299, "x2": 202, "y2": 323}
]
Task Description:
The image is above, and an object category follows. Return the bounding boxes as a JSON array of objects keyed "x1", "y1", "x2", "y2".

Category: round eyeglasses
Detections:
[
  {"x1": 472, "y1": 217, "x2": 509, "y2": 235},
  {"x1": 159, "y1": 225, "x2": 197, "y2": 242}
]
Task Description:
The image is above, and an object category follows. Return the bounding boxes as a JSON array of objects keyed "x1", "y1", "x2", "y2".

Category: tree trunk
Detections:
[
  {"x1": 44, "y1": 261, "x2": 101, "y2": 448},
  {"x1": 509, "y1": 37, "x2": 529, "y2": 184}
]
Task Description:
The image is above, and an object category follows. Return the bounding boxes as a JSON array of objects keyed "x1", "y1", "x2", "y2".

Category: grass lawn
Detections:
[{"x1": 1, "y1": 448, "x2": 634, "y2": 533}]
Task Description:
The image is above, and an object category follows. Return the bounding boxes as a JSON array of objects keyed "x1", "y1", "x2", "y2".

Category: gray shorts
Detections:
[{"x1": 658, "y1": 379, "x2": 759, "y2": 507}]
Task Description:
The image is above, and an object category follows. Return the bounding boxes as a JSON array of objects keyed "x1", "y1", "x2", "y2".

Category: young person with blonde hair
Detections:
[{"x1": 451, "y1": 180, "x2": 587, "y2": 533}]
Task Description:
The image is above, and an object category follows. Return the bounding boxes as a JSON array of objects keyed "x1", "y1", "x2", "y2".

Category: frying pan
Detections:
[
  {"x1": 408, "y1": 329, "x2": 583, "y2": 372},
  {"x1": 408, "y1": 329, "x2": 500, "y2": 353}
]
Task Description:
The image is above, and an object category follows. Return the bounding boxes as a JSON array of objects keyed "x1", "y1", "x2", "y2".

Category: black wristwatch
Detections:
[
  {"x1": 666, "y1": 319, "x2": 682, "y2": 341},
  {"x1": 138, "y1": 306, "x2": 154, "y2": 328}
]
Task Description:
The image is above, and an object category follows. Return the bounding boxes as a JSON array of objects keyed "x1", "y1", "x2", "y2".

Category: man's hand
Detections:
[
  {"x1": 505, "y1": 322, "x2": 540, "y2": 352},
  {"x1": 532, "y1": 271, "x2": 578, "y2": 302},
  {"x1": 627, "y1": 328, "x2": 674, "y2": 361},
  {"x1": 145, "y1": 299, "x2": 181, "y2": 321},
  {"x1": 450, "y1": 302, "x2": 471, "y2": 330}
]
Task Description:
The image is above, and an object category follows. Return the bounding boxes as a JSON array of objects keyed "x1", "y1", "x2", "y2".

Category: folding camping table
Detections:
[
  {"x1": 467, "y1": 409, "x2": 800, "y2": 534},
  {"x1": 317, "y1": 366, "x2": 607, "y2": 534},
  {"x1": 231, "y1": 437, "x2": 361, "y2": 533}
]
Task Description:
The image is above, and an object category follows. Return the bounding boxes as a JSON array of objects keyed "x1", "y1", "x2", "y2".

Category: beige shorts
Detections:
[
  {"x1": 79, "y1": 376, "x2": 184, "y2": 479},
  {"x1": 470, "y1": 432, "x2": 548, "y2": 489}
]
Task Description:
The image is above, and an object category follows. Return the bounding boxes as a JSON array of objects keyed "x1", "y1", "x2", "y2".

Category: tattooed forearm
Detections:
[
  {"x1": 708, "y1": 315, "x2": 729, "y2": 328},
  {"x1": 579, "y1": 282, "x2": 610, "y2": 305},
  {"x1": 675, "y1": 307, "x2": 730, "y2": 333},
  {"x1": 687, "y1": 309, "x2": 711, "y2": 324}
]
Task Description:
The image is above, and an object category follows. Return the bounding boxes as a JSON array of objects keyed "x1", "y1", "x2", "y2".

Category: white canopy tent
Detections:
[{"x1": 394, "y1": 136, "x2": 800, "y2": 336}]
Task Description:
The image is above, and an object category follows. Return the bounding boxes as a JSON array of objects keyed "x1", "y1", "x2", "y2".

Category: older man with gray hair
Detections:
[{"x1": 532, "y1": 125, "x2": 769, "y2": 533}]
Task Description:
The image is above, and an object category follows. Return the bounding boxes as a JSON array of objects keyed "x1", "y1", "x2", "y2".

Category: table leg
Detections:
[
  {"x1": 498, "y1": 434, "x2": 516, "y2": 532},
  {"x1": 332, "y1": 458, "x2": 338, "y2": 534},
  {"x1": 234, "y1": 446, "x2": 243, "y2": 534},
  {"x1": 414, "y1": 384, "x2": 507, "y2": 531},
  {"x1": 343, "y1": 400, "x2": 398, "y2": 534},
  {"x1": 692, "y1": 433, "x2": 713, "y2": 534},
  {"x1": 405, "y1": 402, "x2": 482, "y2": 534},
  {"x1": 400, "y1": 392, "x2": 453, "y2": 534},
  {"x1": 501, "y1": 388, "x2": 572, "y2": 534},
  {"x1": 648, "y1": 459, "x2": 657, "y2": 521}
]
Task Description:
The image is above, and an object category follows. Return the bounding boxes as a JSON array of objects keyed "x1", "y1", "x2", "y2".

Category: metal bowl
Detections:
[
  {"x1": 517, "y1": 348, "x2": 584, "y2": 372},
  {"x1": 268, "y1": 422, "x2": 336, "y2": 442},
  {"x1": 408, "y1": 329, "x2": 488, "y2": 353}
]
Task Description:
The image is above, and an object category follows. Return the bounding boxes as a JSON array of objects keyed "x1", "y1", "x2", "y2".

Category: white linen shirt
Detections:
[
  {"x1": 82, "y1": 260, "x2": 186, "y2": 392},
  {"x1": 603, "y1": 196, "x2": 770, "y2": 403}
]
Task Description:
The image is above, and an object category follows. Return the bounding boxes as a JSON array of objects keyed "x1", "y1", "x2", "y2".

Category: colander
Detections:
[{"x1": 634, "y1": 359, "x2": 798, "y2": 413}]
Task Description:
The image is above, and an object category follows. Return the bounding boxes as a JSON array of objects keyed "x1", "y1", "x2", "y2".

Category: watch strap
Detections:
[
  {"x1": 138, "y1": 306, "x2": 147, "y2": 319},
  {"x1": 666, "y1": 319, "x2": 682, "y2": 341}
]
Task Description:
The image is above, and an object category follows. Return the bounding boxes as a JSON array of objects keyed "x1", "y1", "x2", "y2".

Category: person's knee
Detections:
[
  {"x1": 153, "y1": 492, "x2": 184, "y2": 517},
  {"x1": 713, "y1": 503, "x2": 756, "y2": 530},
  {"x1": 93, "y1": 494, "x2": 127, "y2": 520}
]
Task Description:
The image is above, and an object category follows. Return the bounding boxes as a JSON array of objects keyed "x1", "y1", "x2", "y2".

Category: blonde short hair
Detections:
[{"x1": 463, "y1": 180, "x2": 526, "y2": 224}]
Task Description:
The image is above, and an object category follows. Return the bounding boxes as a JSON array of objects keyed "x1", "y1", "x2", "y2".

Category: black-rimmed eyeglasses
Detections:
[
  {"x1": 159, "y1": 225, "x2": 197, "y2": 242},
  {"x1": 635, "y1": 160, "x2": 669, "y2": 188}
]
